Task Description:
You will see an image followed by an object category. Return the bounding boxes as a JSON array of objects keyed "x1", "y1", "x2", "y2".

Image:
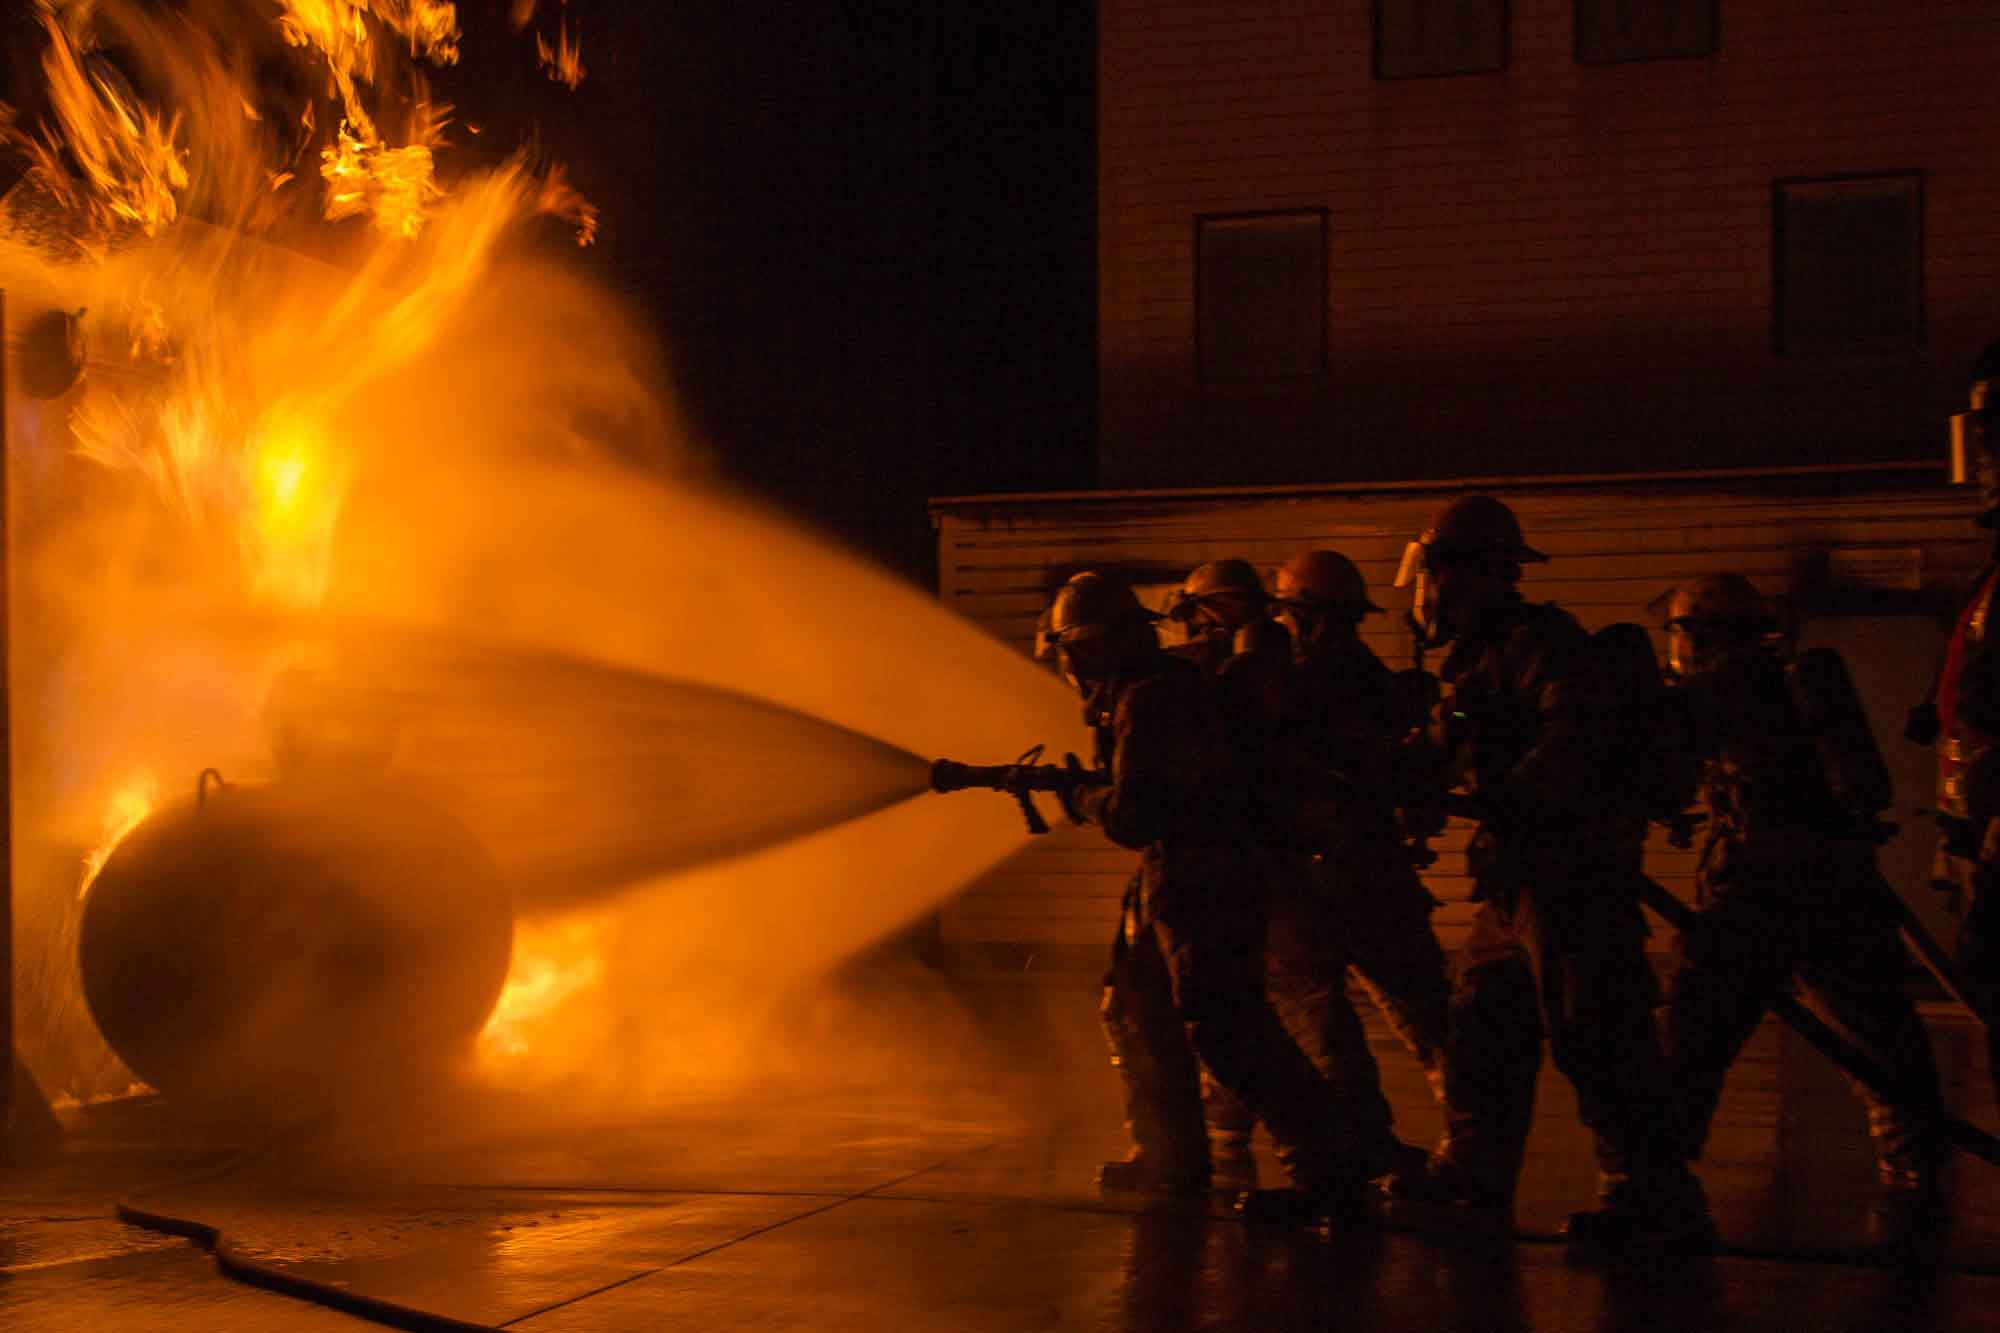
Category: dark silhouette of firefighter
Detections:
[
  {"x1": 1041, "y1": 570, "x2": 1377, "y2": 1218},
  {"x1": 1268, "y1": 550, "x2": 1453, "y2": 1129},
  {"x1": 1387, "y1": 495, "x2": 1712, "y2": 1255},
  {"x1": 1915, "y1": 336, "x2": 2000, "y2": 1105},
  {"x1": 1164, "y1": 557, "x2": 1442, "y2": 1193},
  {"x1": 1660, "y1": 573, "x2": 1947, "y2": 1237}
]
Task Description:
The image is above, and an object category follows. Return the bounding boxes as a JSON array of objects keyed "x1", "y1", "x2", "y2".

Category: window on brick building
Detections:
[
  {"x1": 1576, "y1": 0, "x2": 1718, "y2": 64},
  {"x1": 1374, "y1": 0, "x2": 1508, "y2": 79},
  {"x1": 1196, "y1": 211, "x2": 1327, "y2": 382},
  {"x1": 1774, "y1": 174, "x2": 1924, "y2": 357}
]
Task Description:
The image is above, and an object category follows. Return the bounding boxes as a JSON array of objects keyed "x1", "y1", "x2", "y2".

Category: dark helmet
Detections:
[
  {"x1": 1394, "y1": 495, "x2": 1545, "y2": 648},
  {"x1": 1274, "y1": 550, "x2": 1380, "y2": 616},
  {"x1": 1038, "y1": 571, "x2": 1159, "y2": 657},
  {"x1": 1166, "y1": 558, "x2": 1267, "y2": 627},
  {"x1": 1662, "y1": 573, "x2": 1774, "y2": 633},
  {"x1": 1039, "y1": 571, "x2": 1161, "y2": 708},
  {"x1": 1419, "y1": 495, "x2": 1547, "y2": 566},
  {"x1": 1662, "y1": 573, "x2": 1775, "y2": 677}
]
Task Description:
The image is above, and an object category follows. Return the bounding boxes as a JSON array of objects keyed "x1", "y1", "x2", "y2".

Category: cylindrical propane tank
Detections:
[{"x1": 78, "y1": 774, "x2": 512, "y2": 1118}]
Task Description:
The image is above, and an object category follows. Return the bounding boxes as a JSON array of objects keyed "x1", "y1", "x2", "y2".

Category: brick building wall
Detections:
[{"x1": 1098, "y1": 0, "x2": 2000, "y2": 488}]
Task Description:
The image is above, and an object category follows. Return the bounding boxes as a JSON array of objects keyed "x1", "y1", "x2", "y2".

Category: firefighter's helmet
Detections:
[
  {"x1": 1393, "y1": 495, "x2": 1545, "y2": 648},
  {"x1": 1167, "y1": 558, "x2": 1268, "y2": 626},
  {"x1": 1418, "y1": 495, "x2": 1547, "y2": 567},
  {"x1": 1039, "y1": 571, "x2": 1159, "y2": 656},
  {"x1": 1662, "y1": 573, "x2": 1775, "y2": 632},
  {"x1": 1662, "y1": 573, "x2": 1775, "y2": 678},
  {"x1": 1274, "y1": 550, "x2": 1381, "y2": 615}
]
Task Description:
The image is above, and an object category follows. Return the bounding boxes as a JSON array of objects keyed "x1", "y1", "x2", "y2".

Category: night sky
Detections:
[{"x1": 461, "y1": 1, "x2": 1098, "y2": 579}]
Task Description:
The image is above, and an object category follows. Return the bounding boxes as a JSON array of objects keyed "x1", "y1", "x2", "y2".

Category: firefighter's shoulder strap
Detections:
[{"x1": 1786, "y1": 645, "x2": 1893, "y2": 817}]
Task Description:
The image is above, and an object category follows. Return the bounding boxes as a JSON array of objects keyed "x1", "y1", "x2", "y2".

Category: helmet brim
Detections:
[
  {"x1": 1278, "y1": 595, "x2": 1382, "y2": 615},
  {"x1": 1422, "y1": 541, "x2": 1549, "y2": 566}
]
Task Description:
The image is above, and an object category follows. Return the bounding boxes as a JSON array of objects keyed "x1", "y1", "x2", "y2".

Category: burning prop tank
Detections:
[{"x1": 78, "y1": 772, "x2": 512, "y2": 1117}]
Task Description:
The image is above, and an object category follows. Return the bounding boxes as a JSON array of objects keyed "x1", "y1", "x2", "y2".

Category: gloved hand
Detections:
[{"x1": 1057, "y1": 753, "x2": 1101, "y2": 825}]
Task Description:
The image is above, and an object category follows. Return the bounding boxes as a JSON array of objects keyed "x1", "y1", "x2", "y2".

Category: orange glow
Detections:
[
  {"x1": 246, "y1": 412, "x2": 350, "y2": 607},
  {"x1": 476, "y1": 915, "x2": 608, "y2": 1067},
  {"x1": 79, "y1": 774, "x2": 159, "y2": 901}
]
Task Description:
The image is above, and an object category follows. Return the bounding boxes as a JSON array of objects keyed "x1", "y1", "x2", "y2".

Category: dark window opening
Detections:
[
  {"x1": 1576, "y1": 0, "x2": 1719, "y2": 65},
  {"x1": 1374, "y1": 0, "x2": 1509, "y2": 79},
  {"x1": 1196, "y1": 211, "x2": 1328, "y2": 383},
  {"x1": 1774, "y1": 174, "x2": 1924, "y2": 357}
]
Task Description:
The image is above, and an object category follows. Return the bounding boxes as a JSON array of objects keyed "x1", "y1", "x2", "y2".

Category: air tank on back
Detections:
[{"x1": 78, "y1": 771, "x2": 513, "y2": 1120}]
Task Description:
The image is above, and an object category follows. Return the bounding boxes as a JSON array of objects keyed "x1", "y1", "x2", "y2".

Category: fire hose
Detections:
[{"x1": 116, "y1": 1158, "x2": 496, "y2": 1333}]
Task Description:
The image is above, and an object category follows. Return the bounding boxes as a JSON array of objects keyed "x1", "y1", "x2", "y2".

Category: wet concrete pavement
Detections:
[{"x1": 8, "y1": 968, "x2": 2000, "y2": 1331}]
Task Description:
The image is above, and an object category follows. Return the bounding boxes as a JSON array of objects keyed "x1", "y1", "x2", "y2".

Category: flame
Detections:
[
  {"x1": 246, "y1": 410, "x2": 351, "y2": 606},
  {"x1": 79, "y1": 774, "x2": 159, "y2": 899},
  {"x1": 537, "y1": 20, "x2": 585, "y2": 90},
  {"x1": 18, "y1": 12, "x2": 190, "y2": 239},
  {"x1": 13, "y1": 1, "x2": 598, "y2": 610},
  {"x1": 477, "y1": 915, "x2": 609, "y2": 1067},
  {"x1": 319, "y1": 109, "x2": 446, "y2": 239},
  {"x1": 274, "y1": 1, "x2": 459, "y2": 237}
]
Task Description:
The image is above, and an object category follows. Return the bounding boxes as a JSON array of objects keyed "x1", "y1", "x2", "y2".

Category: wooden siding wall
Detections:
[
  {"x1": 935, "y1": 482, "x2": 1983, "y2": 957},
  {"x1": 1098, "y1": 0, "x2": 2000, "y2": 489}
]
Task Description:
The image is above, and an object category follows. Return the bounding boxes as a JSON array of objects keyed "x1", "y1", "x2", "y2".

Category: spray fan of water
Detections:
[{"x1": 1, "y1": 0, "x2": 1085, "y2": 1116}]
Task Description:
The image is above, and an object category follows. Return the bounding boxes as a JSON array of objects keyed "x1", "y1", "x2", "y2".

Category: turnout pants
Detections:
[
  {"x1": 1437, "y1": 857, "x2": 1687, "y2": 1206},
  {"x1": 1101, "y1": 852, "x2": 1364, "y2": 1191},
  {"x1": 1671, "y1": 839, "x2": 1944, "y2": 1182},
  {"x1": 1204, "y1": 851, "x2": 1450, "y2": 1175}
]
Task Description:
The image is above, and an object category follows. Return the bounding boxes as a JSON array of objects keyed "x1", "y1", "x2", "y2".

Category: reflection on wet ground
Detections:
[{"x1": 7, "y1": 971, "x2": 2000, "y2": 1331}]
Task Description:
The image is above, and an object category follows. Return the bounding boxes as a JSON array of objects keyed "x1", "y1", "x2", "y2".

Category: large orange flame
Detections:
[
  {"x1": 19, "y1": 12, "x2": 190, "y2": 240},
  {"x1": 15, "y1": 0, "x2": 595, "y2": 613}
]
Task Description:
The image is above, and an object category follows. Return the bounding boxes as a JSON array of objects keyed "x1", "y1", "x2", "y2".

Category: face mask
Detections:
[
  {"x1": 1394, "y1": 540, "x2": 1452, "y2": 649},
  {"x1": 1667, "y1": 627, "x2": 1701, "y2": 679},
  {"x1": 1276, "y1": 602, "x2": 1324, "y2": 652}
]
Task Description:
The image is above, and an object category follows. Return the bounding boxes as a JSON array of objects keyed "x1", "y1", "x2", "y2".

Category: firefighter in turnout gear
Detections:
[
  {"x1": 1172, "y1": 554, "x2": 1439, "y2": 1194},
  {"x1": 1045, "y1": 572, "x2": 1371, "y2": 1215},
  {"x1": 1917, "y1": 337, "x2": 2000, "y2": 1107},
  {"x1": 1662, "y1": 574, "x2": 1948, "y2": 1237},
  {"x1": 1389, "y1": 495, "x2": 1713, "y2": 1256},
  {"x1": 1165, "y1": 557, "x2": 1293, "y2": 1191},
  {"x1": 1266, "y1": 552, "x2": 1453, "y2": 1153}
]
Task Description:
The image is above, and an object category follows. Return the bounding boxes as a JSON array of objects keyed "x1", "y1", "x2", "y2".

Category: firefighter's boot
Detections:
[
  {"x1": 1562, "y1": 1168, "x2": 1716, "y2": 1262},
  {"x1": 1380, "y1": 1153, "x2": 1515, "y2": 1240}
]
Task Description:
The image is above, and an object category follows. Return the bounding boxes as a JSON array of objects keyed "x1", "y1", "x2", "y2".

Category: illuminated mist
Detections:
[{"x1": 3, "y1": 0, "x2": 1083, "y2": 1121}]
